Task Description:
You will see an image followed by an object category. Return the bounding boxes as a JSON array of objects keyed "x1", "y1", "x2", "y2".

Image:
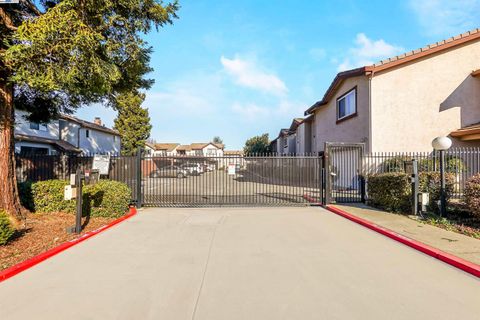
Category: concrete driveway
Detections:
[{"x1": 0, "y1": 207, "x2": 478, "y2": 319}]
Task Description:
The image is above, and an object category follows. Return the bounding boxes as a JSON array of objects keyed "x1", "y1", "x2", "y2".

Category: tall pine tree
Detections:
[{"x1": 114, "y1": 92, "x2": 152, "y2": 156}]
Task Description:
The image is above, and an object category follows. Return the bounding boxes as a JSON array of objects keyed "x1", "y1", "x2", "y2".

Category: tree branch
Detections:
[{"x1": 0, "y1": 8, "x2": 18, "y2": 31}]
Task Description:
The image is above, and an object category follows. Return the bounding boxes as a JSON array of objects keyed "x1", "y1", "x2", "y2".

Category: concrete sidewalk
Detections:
[
  {"x1": 0, "y1": 207, "x2": 478, "y2": 319},
  {"x1": 333, "y1": 203, "x2": 480, "y2": 265}
]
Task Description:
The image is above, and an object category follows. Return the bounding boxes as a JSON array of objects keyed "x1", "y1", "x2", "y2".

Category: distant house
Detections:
[
  {"x1": 270, "y1": 118, "x2": 303, "y2": 155},
  {"x1": 145, "y1": 143, "x2": 179, "y2": 156},
  {"x1": 176, "y1": 143, "x2": 224, "y2": 157},
  {"x1": 296, "y1": 29, "x2": 480, "y2": 153},
  {"x1": 270, "y1": 129, "x2": 289, "y2": 155},
  {"x1": 14, "y1": 110, "x2": 121, "y2": 155}
]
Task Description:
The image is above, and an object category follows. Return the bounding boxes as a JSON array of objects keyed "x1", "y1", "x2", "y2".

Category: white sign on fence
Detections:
[{"x1": 92, "y1": 154, "x2": 110, "y2": 175}]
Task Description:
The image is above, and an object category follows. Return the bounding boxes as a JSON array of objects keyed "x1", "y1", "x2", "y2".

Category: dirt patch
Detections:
[{"x1": 1, "y1": 212, "x2": 115, "y2": 271}]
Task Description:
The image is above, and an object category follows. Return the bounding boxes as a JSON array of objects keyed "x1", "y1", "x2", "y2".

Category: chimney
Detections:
[{"x1": 94, "y1": 117, "x2": 102, "y2": 126}]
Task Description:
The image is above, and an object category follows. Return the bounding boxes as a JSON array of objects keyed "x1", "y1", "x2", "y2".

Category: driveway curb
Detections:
[
  {"x1": 0, "y1": 207, "x2": 137, "y2": 283},
  {"x1": 326, "y1": 205, "x2": 480, "y2": 278}
]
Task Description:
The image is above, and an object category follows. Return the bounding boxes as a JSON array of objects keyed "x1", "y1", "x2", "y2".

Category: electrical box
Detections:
[
  {"x1": 418, "y1": 192, "x2": 430, "y2": 212},
  {"x1": 64, "y1": 185, "x2": 77, "y2": 200},
  {"x1": 70, "y1": 174, "x2": 77, "y2": 186}
]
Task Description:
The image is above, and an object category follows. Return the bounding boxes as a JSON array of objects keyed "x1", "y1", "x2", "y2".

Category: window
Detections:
[
  {"x1": 337, "y1": 87, "x2": 357, "y2": 122},
  {"x1": 86, "y1": 129, "x2": 90, "y2": 138},
  {"x1": 30, "y1": 122, "x2": 47, "y2": 131},
  {"x1": 20, "y1": 146, "x2": 49, "y2": 155}
]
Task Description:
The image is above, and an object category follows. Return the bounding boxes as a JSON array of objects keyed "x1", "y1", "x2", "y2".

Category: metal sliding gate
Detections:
[{"x1": 140, "y1": 154, "x2": 323, "y2": 207}]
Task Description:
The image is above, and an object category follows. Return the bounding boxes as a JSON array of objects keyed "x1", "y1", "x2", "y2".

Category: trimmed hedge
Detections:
[
  {"x1": 21, "y1": 179, "x2": 131, "y2": 218},
  {"x1": 367, "y1": 171, "x2": 455, "y2": 214},
  {"x1": 0, "y1": 210, "x2": 15, "y2": 246},
  {"x1": 464, "y1": 174, "x2": 480, "y2": 219},
  {"x1": 83, "y1": 180, "x2": 131, "y2": 218},
  {"x1": 31, "y1": 180, "x2": 76, "y2": 214},
  {"x1": 418, "y1": 172, "x2": 455, "y2": 214},
  {"x1": 367, "y1": 173, "x2": 411, "y2": 213}
]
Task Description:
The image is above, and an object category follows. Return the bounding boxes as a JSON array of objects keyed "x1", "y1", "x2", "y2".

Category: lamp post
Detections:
[{"x1": 431, "y1": 136, "x2": 452, "y2": 217}]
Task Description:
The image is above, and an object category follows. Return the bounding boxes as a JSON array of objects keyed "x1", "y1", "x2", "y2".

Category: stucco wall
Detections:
[
  {"x1": 311, "y1": 76, "x2": 370, "y2": 152},
  {"x1": 79, "y1": 128, "x2": 121, "y2": 155},
  {"x1": 371, "y1": 39, "x2": 480, "y2": 152},
  {"x1": 296, "y1": 122, "x2": 313, "y2": 154},
  {"x1": 14, "y1": 110, "x2": 59, "y2": 140}
]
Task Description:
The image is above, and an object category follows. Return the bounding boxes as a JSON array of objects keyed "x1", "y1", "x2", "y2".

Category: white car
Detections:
[{"x1": 181, "y1": 163, "x2": 204, "y2": 175}]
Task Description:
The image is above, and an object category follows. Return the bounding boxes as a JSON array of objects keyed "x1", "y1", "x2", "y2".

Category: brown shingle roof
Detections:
[
  {"x1": 305, "y1": 28, "x2": 480, "y2": 115},
  {"x1": 60, "y1": 114, "x2": 120, "y2": 136},
  {"x1": 289, "y1": 118, "x2": 304, "y2": 131},
  {"x1": 147, "y1": 143, "x2": 179, "y2": 152},
  {"x1": 224, "y1": 150, "x2": 243, "y2": 156},
  {"x1": 15, "y1": 134, "x2": 81, "y2": 153}
]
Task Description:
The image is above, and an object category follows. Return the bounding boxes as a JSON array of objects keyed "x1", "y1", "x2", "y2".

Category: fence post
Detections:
[
  {"x1": 360, "y1": 175, "x2": 366, "y2": 203},
  {"x1": 136, "y1": 148, "x2": 143, "y2": 208}
]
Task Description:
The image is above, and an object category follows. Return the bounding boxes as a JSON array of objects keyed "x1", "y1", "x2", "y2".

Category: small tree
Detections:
[
  {"x1": 243, "y1": 134, "x2": 271, "y2": 155},
  {"x1": 114, "y1": 91, "x2": 152, "y2": 156},
  {"x1": 213, "y1": 136, "x2": 223, "y2": 145}
]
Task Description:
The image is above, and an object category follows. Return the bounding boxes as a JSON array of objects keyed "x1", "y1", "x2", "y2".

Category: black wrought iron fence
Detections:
[
  {"x1": 15, "y1": 154, "x2": 139, "y2": 203},
  {"x1": 363, "y1": 148, "x2": 480, "y2": 199}
]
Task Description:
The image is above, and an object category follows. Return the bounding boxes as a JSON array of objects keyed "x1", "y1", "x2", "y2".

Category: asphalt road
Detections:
[
  {"x1": 0, "y1": 207, "x2": 478, "y2": 319},
  {"x1": 142, "y1": 170, "x2": 321, "y2": 205}
]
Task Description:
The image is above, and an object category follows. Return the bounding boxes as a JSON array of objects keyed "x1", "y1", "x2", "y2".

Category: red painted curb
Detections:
[
  {"x1": 326, "y1": 205, "x2": 480, "y2": 278},
  {"x1": 0, "y1": 206, "x2": 138, "y2": 283}
]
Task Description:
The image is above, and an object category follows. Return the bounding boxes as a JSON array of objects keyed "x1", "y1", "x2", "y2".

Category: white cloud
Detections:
[
  {"x1": 144, "y1": 72, "x2": 222, "y2": 116},
  {"x1": 232, "y1": 102, "x2": 270, "y2": 120},
  {"x1": 308, "y1": 48, "x2": 327, "y2": 61},
  {"x1": 337, "y1": 33, "x2": 404, "y2": 71},
  {"x1": 220, "y1": 55, "x2": 288, "y2": 96},
  {"x1": 409, "y1": 0, "x2": 480, "y2": 37}
]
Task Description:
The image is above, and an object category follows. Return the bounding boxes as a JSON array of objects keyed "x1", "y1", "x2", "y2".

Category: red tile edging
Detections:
[
  {"x1": 0, "y1": 206, "x2": 137, "y2": 283},
  {"x1": 326, "y1": 205, "x2": 480, "y2": 278}
]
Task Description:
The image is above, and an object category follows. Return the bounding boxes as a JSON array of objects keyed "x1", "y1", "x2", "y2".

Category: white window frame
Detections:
[{"x1": 336, "y1": 87, "x2": 357, "y2": 122}]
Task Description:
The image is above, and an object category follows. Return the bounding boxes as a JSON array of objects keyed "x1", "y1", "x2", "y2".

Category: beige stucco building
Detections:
[{"x1": 299, "y1": 29, "x2": 480, "y2": 153}]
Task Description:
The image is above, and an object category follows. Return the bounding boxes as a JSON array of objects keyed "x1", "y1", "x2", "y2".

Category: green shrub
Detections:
[
  {"x1": 418, "y1": 157, "x2": 466, "y2": 173},
  {"x1": 0, "y1": 210, "x2": 15, "y2": 246},
  {"x1": 82, "y1": 180, "x2": 131, "y2": 218},
  {"x1": 380, "y1": 156, "x2": 411, "y2": 173},
  {"x1": 418, "y1": 172, "x2": 455, "y2": 214},
  {"x1": 18, "y1": 181, "x2": 34, "y2": 211},
  {"x1": 22, "y1": 179, "x2": 131, "y2": 218},
  {"x1": 464, "y1": 174, "x2": 480, "y2": 219},
  {"x1": 31, "y1": 180, "x2": 76, "y2": 213},
  {"x1": 381, "y1": 156, "x2": 466, "y2": 174},
  {"x1": 367, "y1": 173, "x2": 411, "y2": 213}
]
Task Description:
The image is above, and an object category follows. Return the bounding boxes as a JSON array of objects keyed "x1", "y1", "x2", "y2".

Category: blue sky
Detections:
[{"x1": 76, "y1": 0, "x2": 480, "y2": 150}]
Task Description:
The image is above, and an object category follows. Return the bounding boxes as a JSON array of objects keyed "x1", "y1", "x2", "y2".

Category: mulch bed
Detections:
[{"x1": 0, "y1": 212, "x2": 115, "y2": 271}]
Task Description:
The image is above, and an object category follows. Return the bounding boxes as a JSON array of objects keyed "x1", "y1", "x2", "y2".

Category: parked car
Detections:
[
  {"x1": 205, "y1": 164, "x2": 216, "y2": 172},
  {"x1": 149, "y1": 165, "x2": 188, "y2": 179},
  {"x1": 180, "y1": 163, "x2": 204, "y2": 175}
]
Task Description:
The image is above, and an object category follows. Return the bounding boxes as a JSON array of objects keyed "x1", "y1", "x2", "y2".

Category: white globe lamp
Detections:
[{"x1": 431, "y1": 136, "x2": 452, "y2": 151}]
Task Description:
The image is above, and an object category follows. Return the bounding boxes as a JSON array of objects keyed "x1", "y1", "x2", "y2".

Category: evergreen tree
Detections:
[
  {"x1": 243, "y1": 134, "x2": 271, "y2": 155},
  {"x1": 0, "y1": 0, "x2": 178, "y2": 222},
  {"x1": 114, "y1": 92, "x2": 152, "y2": 156},
  {"x1": 213, "y1": 136, "x2": 223, "y2": 145}
]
